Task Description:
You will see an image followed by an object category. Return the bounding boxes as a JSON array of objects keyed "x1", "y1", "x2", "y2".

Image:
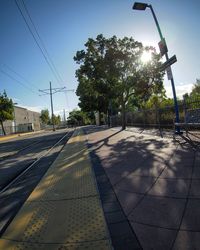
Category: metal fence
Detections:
[{"x1": 111, "y1": 97, "x2": 200, "y2": 129}]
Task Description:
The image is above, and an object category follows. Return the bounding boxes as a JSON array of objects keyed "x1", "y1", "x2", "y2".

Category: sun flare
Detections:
[{"x1": 141, "y1": 51, "x2": 152, "y2": 63}]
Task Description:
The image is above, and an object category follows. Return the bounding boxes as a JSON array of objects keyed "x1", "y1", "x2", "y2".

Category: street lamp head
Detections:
[{"x1": 132, "y1": 2, "x2": 149, "y2": 10}]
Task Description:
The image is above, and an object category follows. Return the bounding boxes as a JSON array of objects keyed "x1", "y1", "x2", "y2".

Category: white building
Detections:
[{"x1": 2, "y1": 106, "x2": 41, "y2": 135}]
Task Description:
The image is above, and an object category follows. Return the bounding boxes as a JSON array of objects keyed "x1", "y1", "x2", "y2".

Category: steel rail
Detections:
[{"x1": 0, "y1": 131, "x2": 70, "y2": 194}]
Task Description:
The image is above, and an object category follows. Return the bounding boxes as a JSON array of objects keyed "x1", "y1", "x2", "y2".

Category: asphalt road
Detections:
[{"x1": 0, "y1": 129, "x2": 73, "y2": 236}]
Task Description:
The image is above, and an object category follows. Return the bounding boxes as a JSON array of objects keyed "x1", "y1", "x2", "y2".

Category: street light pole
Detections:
[
  {"x1": 148, "y1": 5, "x2": 180, "y2": 133},
  {"x1": 133, "y1": 2, "x2": 181, "y2": 133}
]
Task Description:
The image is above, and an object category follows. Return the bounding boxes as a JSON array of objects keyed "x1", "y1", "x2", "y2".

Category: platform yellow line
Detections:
[{"x1": 0, "y1": 128, "x2": 112, "y2": 250}]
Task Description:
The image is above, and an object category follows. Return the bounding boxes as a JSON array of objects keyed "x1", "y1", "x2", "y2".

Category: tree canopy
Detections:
[
  {"x1": 40, "y1": 109, "x2": 50, "y2": 124},
  {"x1": 74, "y1": 34, "x2": 165, "y2": 129},
  {"x1": 0, "y1": 91, "x2": 14, "y2": 135},
  {"x1": 52, "y1": 114, "x2": 61, "y2": 126},
  {"x1": 190, "y1": 79, "x2": 200, "y2": 98},
  {"x1": 67, "y1": 109, "x2": 94, "y2": 126}
]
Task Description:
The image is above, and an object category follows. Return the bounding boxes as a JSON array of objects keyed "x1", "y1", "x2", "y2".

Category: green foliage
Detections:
[
  {"x1": 0, "y1": 91, "x2": 14, "y2": 135},
  {"x1": 143, "y1": 92, "x2": 175, "y2": 110},
  {"x1": 40, "y1": 109, "x2": 50, "y2": 124},
  {"x1": 190, "y1": 79, "x2": 200, "y2": 98},
  {"x1": 52, "y1": 114, "x2": 61, "y2": 125},
  {"x1": 67, "y1": 109, "x2": 94, "y2": 126},
  {"x1": 74, "y1": 34, "x2": 165, "y2": 129}
]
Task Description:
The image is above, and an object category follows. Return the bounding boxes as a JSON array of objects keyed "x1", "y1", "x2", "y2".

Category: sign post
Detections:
[
  {"x1": 158, "y1": 38, "x2": 168, "y2": 57},
  {"x1": 166, "y1": 67, "x2": 172, "y2": 80},
  {"x1": 160, "y1": 55, "x2": 177, "y2": 71}
]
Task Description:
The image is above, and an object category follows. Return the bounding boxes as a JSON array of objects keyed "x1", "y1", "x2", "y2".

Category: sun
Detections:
[{"x1": 141, "y1": 51, "x2": 152, "y2": 63}]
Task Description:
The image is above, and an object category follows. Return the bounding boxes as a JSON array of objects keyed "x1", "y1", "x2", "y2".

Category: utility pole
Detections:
[
  {"x1": 49, "y1": 82, "x2": 55, "y2": 131},
  {"x1": 39, "y1": 82, "x2": 73, "y2": 131},
  {"x1": 63, "y1": 109, "x2": 66, "y2": 122}
]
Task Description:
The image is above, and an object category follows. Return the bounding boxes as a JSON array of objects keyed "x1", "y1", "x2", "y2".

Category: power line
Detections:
[
  {"x1": 15, "y1": 0, "x2": 73, "y2": 111},
  {"x1": 20, "y1": 0, "x2": 72, "y2": 112},
  {"x1": 0, "y1": 66, "x2": 49, "y2": 107},
  {"x1": 21, "y1": 0, "x2": 63, "y2": 83},
  {"x1": 0, "y1": 69, "x2": 37, "y2": 94},
  {"x1": 3, "y1": 64, "x2": 39, "y2": 91},
  {"x1": 14, "y1": 0, "x2": 60, "y2": 83}
]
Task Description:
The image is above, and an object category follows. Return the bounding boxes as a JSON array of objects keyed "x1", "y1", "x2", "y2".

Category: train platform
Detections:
[
  {"x1": 0, "y1": 128, "x2": 112, "y2": 249},
  {"x1": 84, "y1": 126, "x2": 200, "y2": 250},
  {"x1": 1, "y1": 126, "x2": 200, "y2": 249}
]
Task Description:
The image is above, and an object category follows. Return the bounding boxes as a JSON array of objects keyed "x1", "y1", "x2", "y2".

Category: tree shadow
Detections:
[
  {"x1": 86, "y1": 127, "x2": 200, "y2": 249},
  {"x1": 0, "y1": 130, "x2": 68, "y2": 159},
  {"x1": 0, "y1": 150, "x2": 61, "y2": 237},
  {"x1": 0, "y1": 131, "x2": 112, "y2": 249},
  {"x1": 0, "y1": 132, "x2": 69, "y2": 189}
]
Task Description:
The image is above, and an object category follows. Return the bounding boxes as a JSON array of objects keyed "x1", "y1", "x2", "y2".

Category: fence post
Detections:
[
  {"x1": 143, "y1": 109, "x2": 145, "y2": 129},
  {"x1": 155, "y1": 105, "x2": 158, "y2": 128},
  {"x1": 183, "y1": 96, "x2": 187, "y2": 123}
]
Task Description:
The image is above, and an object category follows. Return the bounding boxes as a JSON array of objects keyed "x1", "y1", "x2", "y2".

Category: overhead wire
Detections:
[
  {"x1": 21, "y1": 0, "x2": 63, "y2": 83},
  {"x1": 3, "y1": 64, "x2": 39, "y2": 91},
  {"x1": 20, "y1": 0, "x2": 72, "y2": 112},
  {"x1": 14, "y1": 0, "x2": 60, "y2": 83},
  {"x1": 0, "y1": 69, "x2": 37, "y2": 94},
  {"x1": 15, "y1": 0, "x2": 72, "y2": 112},
  {"x1": 0, "y1": 66, "x2": 49, "y2": 107}
]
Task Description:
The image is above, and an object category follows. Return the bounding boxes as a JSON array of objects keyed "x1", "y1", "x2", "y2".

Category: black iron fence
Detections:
[{"x1": 111, "y1": 97, "x2": 200, "y2": 129}]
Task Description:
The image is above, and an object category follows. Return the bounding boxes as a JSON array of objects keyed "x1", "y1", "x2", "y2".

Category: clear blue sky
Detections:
[{"x1": 0, "y1": 0, "x2": 200, "y2": 119}]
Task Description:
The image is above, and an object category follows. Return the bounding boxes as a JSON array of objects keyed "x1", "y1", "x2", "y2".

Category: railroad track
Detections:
[
  {"x1": 0, "y1": 129, "x2": 73, "y2": 236},
  {"x1": 0, "y1": 131, "x2": 71, "y2": 193},
  {"x1": 0, "y1": 140, "x2": 41, "y2": 161}
]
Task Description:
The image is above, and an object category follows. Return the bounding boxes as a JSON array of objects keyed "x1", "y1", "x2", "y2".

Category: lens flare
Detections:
[{"x1": 141, "y1": 51, "x2": 152, "y2": 63}]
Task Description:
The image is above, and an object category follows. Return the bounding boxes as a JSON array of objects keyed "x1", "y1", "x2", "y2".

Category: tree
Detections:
[
  {"x1": 74, "y1": 34, "x2": 164, "y2": 129},
  {"x1": 40, "y1": 109, "x2": 50, "y2": 124},
  {"x1": 190, "y1": 79, "x2": 200, "y2": 98},
  {"x1": 67, "y1": 109, "x2": 94, "y2": 126},
  {"x1": 0, "y1": 91, "x2": 14, "y2": 135},
  {"x1": 52, "y1": 114, "x2": 61, "y2": 125}
]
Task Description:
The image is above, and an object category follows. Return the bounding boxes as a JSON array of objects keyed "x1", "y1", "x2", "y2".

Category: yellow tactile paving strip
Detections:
[
  {"x1": 0, "y1": 130, "x2": 42, "y2": 142},
  {"x1": 0, "y1": 129, "x2": 112, "y2": 250}
]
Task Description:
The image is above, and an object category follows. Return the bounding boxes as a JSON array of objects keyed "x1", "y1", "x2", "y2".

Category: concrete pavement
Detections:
[
  {"x1": 0, "y1": 128, "x2": 112, "y2": 249},
  {"x1": 1, "y1": 125, "x2": 199, "y2": 249},
  {"x1": 85, "y1": 126, "x2": 200, "y2": 249}
]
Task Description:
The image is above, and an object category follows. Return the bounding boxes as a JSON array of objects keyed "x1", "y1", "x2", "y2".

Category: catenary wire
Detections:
[
  {"x1": 21, "y1": 0, "x2": 72, "y2": 112},
  {"x1": 0, "y1": 68, "x2": 49, "y2": 107},
  {"x1": 0, "y1": 69, "x2": 37, "y2": 94},
  {"x1": 15, "y1": 0, "x2": 72, "y2": 112},
  {"x1": 3, "y1": 64, "x2": 39, "y2": 91},
  {"x1": 21, "y1": 0, "x2": 63, "y2": 83},
  {"x1": 14, "y1": 0, "x2": 60, "y2": 83}
]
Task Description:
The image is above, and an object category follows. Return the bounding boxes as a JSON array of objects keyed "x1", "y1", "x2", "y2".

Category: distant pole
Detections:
[
  {"x1": 63, "y1": 109, "x2": 66, "y2": 122},
  {"x1": 39, "y1": 83, "x2": 69, "y2": 132},
  {"x1": 49, "y1": 82, "x2": 55, "y2": 131}
]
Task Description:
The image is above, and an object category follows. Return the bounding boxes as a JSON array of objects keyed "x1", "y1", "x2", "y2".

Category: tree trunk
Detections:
[
  {"x1": 121, "y1": 102, "x2": 126, "y2": 130},
  {"x1": 0, "y1": 120, "x2": 6, "y2": 135},
  {"x1": 95, "y1": 111, "x2": 101, "y2": 126}
]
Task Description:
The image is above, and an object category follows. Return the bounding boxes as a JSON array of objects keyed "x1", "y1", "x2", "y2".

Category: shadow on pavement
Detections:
[{"x1": 86, "y1": 127, "x2": 200, "y2": 250}]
